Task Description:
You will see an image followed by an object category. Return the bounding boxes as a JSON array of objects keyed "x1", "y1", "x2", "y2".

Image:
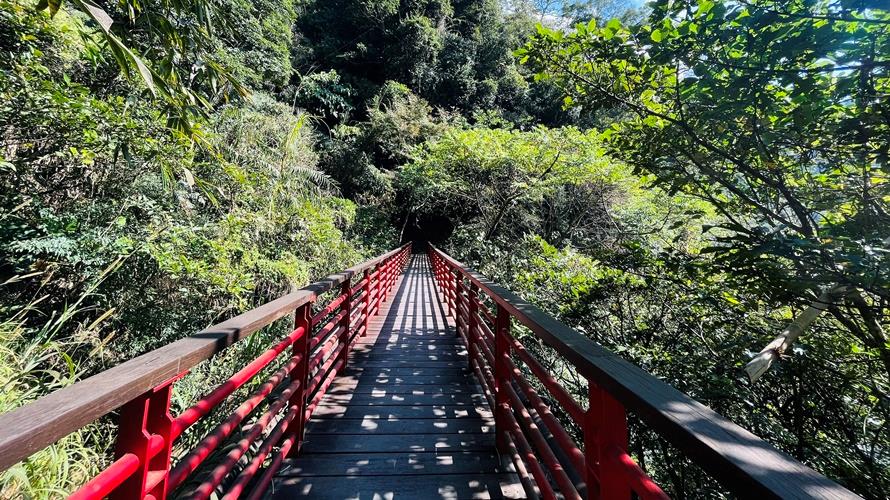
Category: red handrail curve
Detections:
[
  {"x1": 0, "y1": 244, "x2": 411, "y2": 500},
  {"x1": 428, "y1": 244, "x2": 859, "y2": 500}
]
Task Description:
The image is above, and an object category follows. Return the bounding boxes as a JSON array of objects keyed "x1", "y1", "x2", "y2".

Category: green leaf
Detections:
[
  {"x1": 697, "y1": 0, "x2": 715, "y2": 17},
  {"x1": 36, "y1": 0, "x2": 62, "y2": 16},
  {"x1": 105, "y1": 33, "x2": 156, "y2": 94},
  {"x1": 71, "y1": 0, "x2": 113, "y2": 32},
  {"x1": 722, "y1": 292, "x2": 741, "y2": 305}
]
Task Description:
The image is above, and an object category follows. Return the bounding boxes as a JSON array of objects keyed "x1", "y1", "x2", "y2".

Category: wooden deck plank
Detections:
[
  {"x1": 301, "y1": 433, "x2": 496, "y2": 454},
  {"x1": 319, "y1": 394, "x2": 484, "y2": 406},
  {"x1": 350, "y1": 350, "x2": 468, "y2": 360},
  {"x1": 311, "y1": 404, "x2": 493, "y2": 420},
  {"x1": 325, "y1": 383, "x2": 480, "y2": 395},
  {"x1": 277, "y1": 452, "x2": 511, "y2": 477},
  {"x1": 319, "y1": 393, "x2": 486, "y2": 406},
  {"x1": 271, "y1": 254, "x2": 525, "y2": 499},
  {"x1": 305, "y1": 417, "x2": 493, "y2": 435},
  {"x1": 345, "y1": 366, "x2": 469, "y2": 377},
  {"x1": 271, "y1": 473, "x2": 526, "y2": 499},
  {"x1": 353, "y1": 339, "x2": 464, "y2": 347},
  {"x1": 330, "y1": 376, "x2": 476, "y2": 387},
  {"x1": 344, "y1": 359, "x2": 467, "y2": 369}
]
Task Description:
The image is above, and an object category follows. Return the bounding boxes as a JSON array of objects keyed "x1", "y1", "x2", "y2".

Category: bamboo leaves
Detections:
[{"x1": 34, "y1": 0, "x2": 245, "y2": 132}]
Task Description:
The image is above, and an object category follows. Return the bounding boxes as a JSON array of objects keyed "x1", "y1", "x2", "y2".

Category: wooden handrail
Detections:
[
  {"x1": 429, "y1": 244, "x2": 860, "y2": 499},
  {"x1": 0, "y1": 244, "x2": 410, "y2": 473}
]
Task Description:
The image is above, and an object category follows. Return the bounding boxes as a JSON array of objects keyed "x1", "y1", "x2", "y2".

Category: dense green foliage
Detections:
[
  {"x1": 399, "y1": 126, "x2": 637, "y2": 242},
  {"x1": 514, "y1": 2, "x2": 889, "y2": 494},
  {"x1": 1, "y1": 0, "x2": 887, "y2": 497},
  {"x1": 0, "y1": 0, "x2": 373, "y2": 494}
]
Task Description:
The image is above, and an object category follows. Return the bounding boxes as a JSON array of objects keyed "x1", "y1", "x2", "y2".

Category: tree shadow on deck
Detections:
[{"x1": 271, "y1": 255, "x2": 523, "y2": 499}]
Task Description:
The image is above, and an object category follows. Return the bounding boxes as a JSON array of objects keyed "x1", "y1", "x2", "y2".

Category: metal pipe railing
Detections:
[
  {"x1": 0, "y1": 244, "x2": 412, "y2": 499},
  {"x1": 428, "y1": 243, "x2": 858, "y2": 500}
]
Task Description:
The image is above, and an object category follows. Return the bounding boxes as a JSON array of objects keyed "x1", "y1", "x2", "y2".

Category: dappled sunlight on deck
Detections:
[{"x1": 270, "y1": 255, "x2": 524, "y2": 499}]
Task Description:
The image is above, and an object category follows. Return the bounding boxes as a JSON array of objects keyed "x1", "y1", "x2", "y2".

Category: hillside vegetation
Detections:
[{"x1": 0, "y1": 0, "x2": 887, "y2": 497}]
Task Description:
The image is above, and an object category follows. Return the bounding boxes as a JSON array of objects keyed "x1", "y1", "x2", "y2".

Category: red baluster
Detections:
[
  {"x1": 454, "y1": 274, "x2": 463, "y2": 340},
  {"x1": 374, "y1": 263, "x2": 383, "y2": 315},
  {"x1": 389, "y1": 255, "x2": 395, "y2": 292},
  {"x1": 362, "y1": 268, "x2": 371, "y2": 336},
  {"x1": 439, "y1": 259, "x2": 449, "y2": 314},
  {"x1": 449, "y1": 267, "x2": 456, "y2": 317},
  {"x1": 389, "y1": 255, "x2": 396, "y2": 294},
  {"x1": 111, "y1": 377, "x2": 177, "y2": 499},
  {"x1": 467, "y1": 283, "x2": 479, "y2": 371},
  {"x1": 287, "y1": 303, "x2": 312, "y2": 457},
  {"x1": 381, "y1": 258, "x2": 390, "y2": 303},
  {"x1": 338, "y1": 278, "x2": 351, "y2": 369},
  {"x1": 494, "y1": 304, "x2": 511, "y2": 453},
  {"x1": 584, "y1": 380, "x2": 630, "y2": 499}
]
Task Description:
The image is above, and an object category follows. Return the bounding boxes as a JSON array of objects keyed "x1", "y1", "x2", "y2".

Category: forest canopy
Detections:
[{"x1": 0, "y1": 0, "x2": 887, "y2": 497}]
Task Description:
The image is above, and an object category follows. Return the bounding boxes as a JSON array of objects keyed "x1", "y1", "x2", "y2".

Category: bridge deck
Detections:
[{"x1": 271, "y1": 254, "x2": 525, "y2": 499}]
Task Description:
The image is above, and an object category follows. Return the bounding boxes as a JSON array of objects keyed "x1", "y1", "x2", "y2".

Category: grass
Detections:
[{"x1": 0, "y1": 265, "x2": 119, "y2": 499}]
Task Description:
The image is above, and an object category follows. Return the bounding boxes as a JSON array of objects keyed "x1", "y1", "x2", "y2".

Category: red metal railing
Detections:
[
  {"x1": 0, "y1": 244, "x2": 411, "y2": 500},
  {"x1": 428, "y1": 245, "x2": 859, "y2": 500},
  {"x1": 0, "y1": 242, "x2": 861, "y2": 499},
  {"x1": 429, "y1": 246, "x2": 657, "y2": 500}
]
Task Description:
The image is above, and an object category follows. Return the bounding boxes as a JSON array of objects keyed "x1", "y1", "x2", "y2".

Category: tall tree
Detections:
[
  {"x1": 520, "y1": 0, "x2": 890, "y2": 373},
  {"x1": 519, "y1": 2, "x2": 890, "y2": 490}
]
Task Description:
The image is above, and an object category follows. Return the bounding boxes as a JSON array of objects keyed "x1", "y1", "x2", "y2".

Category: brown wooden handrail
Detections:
[
  {"x1": 429, "y1": 244, "x2": 860, "y2": 499},
  {"x1": 0, "y1": 243, "x2": 410, "y2": 473}
]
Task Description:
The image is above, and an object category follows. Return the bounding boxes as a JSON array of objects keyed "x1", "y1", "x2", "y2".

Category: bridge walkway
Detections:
[{"x1": 271, "y1": 254, "x2": 525, "y2": 499}]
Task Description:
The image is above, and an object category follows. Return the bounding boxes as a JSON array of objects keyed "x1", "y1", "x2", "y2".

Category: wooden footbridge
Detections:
[{"x1": 0, "y1": 245, "x2": 862, "y2": 499}]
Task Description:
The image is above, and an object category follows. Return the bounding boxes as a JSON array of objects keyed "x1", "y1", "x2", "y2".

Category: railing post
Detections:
[
  {"x1": 112, "y1": 379, "x2": 176, "y2": 499},
  {"x1": 494, "y1": 304, "x2": 510, "y2": 454},
  {"x1": 390, "y1": 255, "x2": 395, "y2": 292},
  {"x1": 338, "y1": 277, "x2": 351, "y2": 369},
  {"x1": 438, "y1": 258, "x2": 450, "y2": 316},
  {"x1": 390, "y1": 254, "x2": 397, "y2": 292},
  {"x1": 467, "y1": 283, "x2": 479, "y2": 371},
  {"x1": 584, "y1": 380, "x2": 630, "y2": 500},
  {"x1": 435, "y1": 257, "x2": 441, "y2": 291},
  {"x1": 362, "y1": 269, "x2": 371, "y2": 336},
  {"x1": 454, "y1": 272, "x2": 463, "y2": 340},
  {"x1": 287, "y1": 302, "x2": 312, "y2": 457},
  {"x1": 374, "y1": 263, "x2": 383, "y2": 315},
  {"x1": 448, "y1": 266, "x2": 456, "y2": 317},
  {"x1": 380, "y1": 259, "x2": 392, "y2": 302},
  {"x1": 430, "y1": 251, "x2": 438, "y2": 296},
  {"x1": 430, "y1": 253, "x2": 440, "y2": 305},
  {"x1": 386, "y1": 255, "x2": 399, "y2": 297}
]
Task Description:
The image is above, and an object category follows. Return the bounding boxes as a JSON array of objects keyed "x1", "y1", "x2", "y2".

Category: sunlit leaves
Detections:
[
  {"x1": 35, "y1": 0, "x2": 247, "y2": 133},
  {"x1": 518, "y1": 2, "x2": 890, "y2": 492},
  {"x1": 521, "y1": 0, "x2": 890, "y2": 293},
  {"x1": 399, "y1": 125, "x2": 629, "y2": 240}
]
